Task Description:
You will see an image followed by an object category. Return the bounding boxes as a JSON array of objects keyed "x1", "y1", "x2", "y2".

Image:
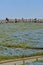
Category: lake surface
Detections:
[{"x1": 0, "y1": 23, "x2": 43, "y2": 56}]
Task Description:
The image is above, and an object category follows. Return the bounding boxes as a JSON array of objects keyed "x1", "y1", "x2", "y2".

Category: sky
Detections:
[{"x1": 0, "y1": 0, "x2": 43, "y2": 19}]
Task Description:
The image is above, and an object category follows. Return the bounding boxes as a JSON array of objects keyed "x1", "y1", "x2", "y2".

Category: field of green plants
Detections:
[{"x1": 0, "y1": 23, "x2": 43, "y2": 60}]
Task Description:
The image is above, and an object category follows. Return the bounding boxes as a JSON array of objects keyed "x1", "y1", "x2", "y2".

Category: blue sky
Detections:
[{"x1": 0, "y1": 0, "x2": 43, "y2": 19}]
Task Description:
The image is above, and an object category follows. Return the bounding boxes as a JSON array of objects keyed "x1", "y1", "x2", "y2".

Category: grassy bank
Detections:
[{"x1": 0, "y1": 43, "x2": 43, "y2": 49}]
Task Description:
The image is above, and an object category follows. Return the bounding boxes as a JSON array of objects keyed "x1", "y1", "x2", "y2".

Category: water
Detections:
[{"x1": 0, "y1": 23, "x2": 43, "y2": 56}]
